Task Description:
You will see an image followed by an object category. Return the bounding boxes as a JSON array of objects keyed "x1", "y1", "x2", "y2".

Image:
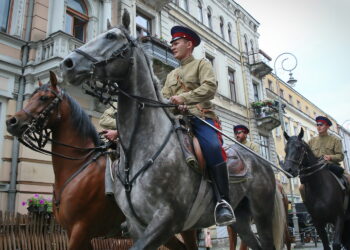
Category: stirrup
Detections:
[{"x1": 214, "y1": 199, "x2": 236, "y2": 226}]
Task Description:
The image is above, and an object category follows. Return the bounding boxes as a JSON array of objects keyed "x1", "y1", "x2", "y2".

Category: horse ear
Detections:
[
  {"x1": 38, "y1": 77, "x2": 43, "y2": 87},
  {"x1": 298, "y1": 128, "x2": 304, "y2": 140},
  {"x1": 122, "y1": 9, "x2": 130, "y2": 31},
  {"x1": 283, "y1": 131, "x2": 290, "y2": 141},
  {"x1": 49, "y1": 71, "x2": 58, "y2": 90},
  {"x1": 107, "y1": 19, "x2": 112, "y2": 30}
]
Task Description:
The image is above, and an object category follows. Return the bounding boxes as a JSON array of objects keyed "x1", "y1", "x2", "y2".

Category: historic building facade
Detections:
[{"x1": 0, "y1": 0, "x2": 279, "y2": 218}]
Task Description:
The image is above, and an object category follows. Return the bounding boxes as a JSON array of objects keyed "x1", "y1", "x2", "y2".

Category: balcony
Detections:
[
  {"x1": 140, "y1": 35, "x2": 178, "y2": 68},
  {"x1": 252, "y1": 100, "x2": 281, "y2": 130},
  {"x1": 30, "y1": 31, "x2": 84, "y2": 65},
  {"x1": 248, "y1": 49, "x2": 273, "y2": 78}
]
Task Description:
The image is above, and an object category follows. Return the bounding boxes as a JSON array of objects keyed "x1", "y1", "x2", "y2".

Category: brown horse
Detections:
[
  {"x1": 6, "y1": 72, "x2": 197, "y2": 250},
  {"x1": 228, "y1": 182, "x2": 292, "y2": 250}
]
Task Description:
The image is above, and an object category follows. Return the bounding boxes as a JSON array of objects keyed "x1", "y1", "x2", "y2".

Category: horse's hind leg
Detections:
[{"x1": 333, "y1": 216, "x2": 345, "y2": 250}]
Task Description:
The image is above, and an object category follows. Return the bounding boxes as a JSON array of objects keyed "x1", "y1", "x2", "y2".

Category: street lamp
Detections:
[{"x1": 273, "y1": 52, "x2": 302, "y2": 246}]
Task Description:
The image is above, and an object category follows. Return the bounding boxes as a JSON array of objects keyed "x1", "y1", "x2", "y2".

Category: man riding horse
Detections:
[{"x1": 162, "y1": 26, "x2": 235, "y2": 225}]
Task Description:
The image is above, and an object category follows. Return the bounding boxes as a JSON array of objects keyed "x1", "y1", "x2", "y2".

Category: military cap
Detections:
[
  {"x1": 316, "y1": 116, "x2": 332, "y2": 126},
  {"x1": 170, "y1": 26, "x2": 201, "y2": 47},
  {"x1": 234, "y1": 125, "x2": 249, "y2": 134}
]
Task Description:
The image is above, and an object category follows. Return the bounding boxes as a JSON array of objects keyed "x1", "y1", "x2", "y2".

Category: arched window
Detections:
[
  {"x1": 179, "y1": 0, "x2": 188, "y2": 11},
  {"x1": 207, "y1": 7, "x2": 212, "y2": 30},
  {"x1": 227, "y1": 23, "x2": 232, "y2": 44},
  {"x1": 198, "y1": 0, "x2": 203, "y2": 23},
  {"x1": 65, "y1": 0, "x2": 88, "y2": 41},
  {"x1": 220, "y1": 16, "x2": 225, "y2": 39}
]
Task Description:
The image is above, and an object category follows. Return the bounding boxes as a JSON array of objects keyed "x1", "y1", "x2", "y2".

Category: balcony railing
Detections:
[
  {"x1": 31, "y1": 31, "x2": 84, "y2": 65},
  {"x1": 248, "y1": 50, "x2": 273, "y2": 78},
  {"x1": 252, "y1": 100, "x2": 281, "y2": 130},
  {"x1": 140, "y1": 36, "x2": 178, "y2": 68}
]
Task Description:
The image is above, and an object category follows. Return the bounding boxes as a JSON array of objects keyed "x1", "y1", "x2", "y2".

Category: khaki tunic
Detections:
[
  {"x1": 161, "y1": 55, "x2": 217, "y2": 119},
  {"x1": 242, "y1": 139, "x2": 260, "y2": 154},
  {"x1": 308, "y1": 134, "x2": 344, "y2": 165},
  {"x1": 99, "y1": 106, "x2": 117, "y2": 130}
]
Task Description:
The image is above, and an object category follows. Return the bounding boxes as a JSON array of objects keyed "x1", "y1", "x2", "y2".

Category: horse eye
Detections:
[
  {"x1": 106, "y1": 33, "x2": 117, "y2": 40},
  {"x1": 40, "y1": 96, "x2": 49, "y2": 101}
]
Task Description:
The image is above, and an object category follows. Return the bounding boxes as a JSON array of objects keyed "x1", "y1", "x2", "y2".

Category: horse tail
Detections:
[{"x1": 272, "y1": 186, "x2": 286, "y2": 250}]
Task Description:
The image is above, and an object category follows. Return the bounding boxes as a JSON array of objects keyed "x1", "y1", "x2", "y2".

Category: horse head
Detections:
[
  {"x1": 6, "y1": 71, "x2": 62, "y2": 138},
  {"x1": 61, "y1": 10, "x2": 134, "y2": 85},
  {"x1": 283, "y1": 128, "x2": 307, "y2": 177}
]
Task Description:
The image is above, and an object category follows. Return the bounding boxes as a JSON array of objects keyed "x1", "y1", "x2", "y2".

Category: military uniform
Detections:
[
  {"x1": 99, "y1": 106, "x2": 117, "y2": 130},
  {"x1": 242, "y1": 139, "x2": 260, "y2": 154},
  {"x1": 308, "y1": 134, "x2": 344, "y2": 165},
  {"x1": 162, "y1": 55, "x2": 217, "y2": 120}
]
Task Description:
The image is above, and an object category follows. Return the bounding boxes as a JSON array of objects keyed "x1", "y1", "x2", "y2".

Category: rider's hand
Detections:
[
  {"x1": 170, "y1": 95, "x2": 185, "y2": 105},
  {"x1": 177, "y1": 104, "x2": 188, "y2": 111},
  {"x1": 323, "y1": 155, "x2": 332, "y2": 161},
  {"x1": 102, "y1": 129, "x2": 119, "y2": 141}
]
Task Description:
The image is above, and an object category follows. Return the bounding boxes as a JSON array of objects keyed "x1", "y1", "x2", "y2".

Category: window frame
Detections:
[
  {"x1": 253, "y1": 82, "x2": 260, "y2": 102},
  {"x1": 136, "y1": 11, "x2": 152, "y2": 38},
  {"x1": 65, "y1": 0, "x2": 89, "y2": 42},
  {"x1": 227, "y1": 23, "x2": 232, "y2": 44},
  {"x1": 259, "y1": 134, "x2": 270, "y2": 160},
  {"x1": 220, "y1": 16, "x2": 225, "y2": 39},
  {"x1": 207, "y1": 7, "x2": 212, "y2": 30},
  {"x1": 197, "y1": 0, "x2": 203, "y2": 23},
  {"x1": 0, "y1": 0, "x2": 13, "y2": 33},
  {"x1": 228, "y1": 68, "x2": 236, "y2": 102}
]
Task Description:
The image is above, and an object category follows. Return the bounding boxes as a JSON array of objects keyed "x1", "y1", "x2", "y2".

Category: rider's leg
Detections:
[
  {"x1": 327, "y1": 164, "x2": 344, "y2": 178},
  {"x1": 191, "y1": 117, "x2": 235, "y2": 225}
]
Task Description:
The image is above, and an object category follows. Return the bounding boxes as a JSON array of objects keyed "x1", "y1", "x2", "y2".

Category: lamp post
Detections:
[{"x1": 273, "y1": 52, "x2": 302, "y2": 246}]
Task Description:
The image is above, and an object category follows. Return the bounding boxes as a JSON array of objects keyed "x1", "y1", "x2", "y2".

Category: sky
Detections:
[{"x1": 234, "y1": 0, "x2": 350, "y2": 130}]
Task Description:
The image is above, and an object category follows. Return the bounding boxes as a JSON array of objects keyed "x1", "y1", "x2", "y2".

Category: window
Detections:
[
  {"x1": 293, "y1": 126, "x2": 298, "y2": 136},
  {"x1": 288, "y1": 95, "x2": 293, "y2": 104},
  {"x1": 197, "y1": 1, "x2": 203, "y2": 23},
  {"x1": 253, "y1": 82, "x2": 260, "y2": 102},
  {"x1": 305, "y1": 106, "x2": 309, "y2": 115},
  {"x1": 250, "y1": 39, "x2": 254, "y2": 54},
  {"x1": 276, "y1": 126, "x2": 281, "y2": 137},
  {"x1": 0, "y1": 0, "x2": 11, "y2": 32},
  {"x1": 297, "y1": 100, "x2": 301, "y2": 110},
  {"x1": 220, "y1": 16, "x2": 225, "y2": 39},
  {"x1": 244, "y1": 35, "x2": 249, "y2": 55},
  {"x1": 136, "y1": 12, "x2": 152, "y2": 38},
  {"x1": 65, "y1": 0, "x2": 88, "y2": 41},
  {"x1": 268, "y1": 80, "x2": 273, "y2": 91},
  {"x1": 179, "y1": 0, "x2": 188, "y2": 11},
  {"x1": 207, "y1": 7, "x2": 212, "y2": 30},
  {"x1": 228, "y1": 69, "x2": 236, "y2": 102},
  {"x1": 227, "y1": 23, "x2": 232, "y2": 44},
  {"x1": 313, "y1": 111, "x2": 317, "y2": 117},
  {"x1": 284, "y1": 120, "x2": 290, "y2": 134},
  {"x1": 279, "y1": 89, "x2": 284, "y2": 99},
  {"x1": 259, "y1": 134, "x2": 270, "y2": 160}
]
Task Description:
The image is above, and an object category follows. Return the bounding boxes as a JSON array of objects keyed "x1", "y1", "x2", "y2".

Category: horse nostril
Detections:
[
  {"x1": 64, "y1": 58, "x2": 74, "y2": 69},
  {"x1": 7, "y1": 117, "x2": 18, "y2": 126}
]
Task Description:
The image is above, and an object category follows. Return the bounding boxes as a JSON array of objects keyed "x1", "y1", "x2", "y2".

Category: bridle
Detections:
[
  {"x1": 19, "y1": 86, "x2": 108, "y2": 161},
  {"x1": 285, "y1": 139, "x2": 327, "y2": 182}
]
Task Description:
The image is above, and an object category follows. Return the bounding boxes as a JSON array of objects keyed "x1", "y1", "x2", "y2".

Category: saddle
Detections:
[
  {"x1": 329, "y1": 171, "x2": 350, "y2": 215},
  {"x1": 174, "y1": 117, "x2": 248, "y2": 179}
]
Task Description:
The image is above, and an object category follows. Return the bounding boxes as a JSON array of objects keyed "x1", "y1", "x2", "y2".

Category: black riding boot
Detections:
[
  {"x1": 328, "y1": 164, "x2": 344, "y2": 178},
  {"x1": 210, "y1": 162, "x2": 236, "y2": 226}
]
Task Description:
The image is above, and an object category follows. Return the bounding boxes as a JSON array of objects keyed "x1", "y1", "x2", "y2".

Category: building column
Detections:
[{"x1": 48, "y1": 0, "x2": 65, "y2": 34}]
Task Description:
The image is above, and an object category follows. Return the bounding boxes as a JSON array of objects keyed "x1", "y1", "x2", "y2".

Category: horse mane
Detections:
[
  {"x1": 33, "y1": 84, "x2": 101, "y2": 146},
  {"x1": 116, "y1": 25, "x2": 163, "y2": 98}
]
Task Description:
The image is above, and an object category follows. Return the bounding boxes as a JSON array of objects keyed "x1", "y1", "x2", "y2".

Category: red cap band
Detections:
[{"x1": 172, "y1": 32, "x2": 196, "y2": 45}]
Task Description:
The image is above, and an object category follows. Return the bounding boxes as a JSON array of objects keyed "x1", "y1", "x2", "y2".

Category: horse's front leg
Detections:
[
  {"x1": 314, "y1": 224, "x2": 331, "y2": 250},
  {"x1": 67, "y1": 224, "x2": 93, "y2": 250},
  {"x1": 130, "y1": 207, "x2": 181, "y2": 250},
  {"x1": 333, "y1": 215, "x2": 345, "y2": 250}
]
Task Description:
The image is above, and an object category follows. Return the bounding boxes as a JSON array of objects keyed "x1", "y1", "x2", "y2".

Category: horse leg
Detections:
[
  {"x1": 130, "y1": 209, "x2": 181, "y2": 250},
  {"x1": 314, "y1": 224, "x2": 331, "y2": 250},
  {"x1": 164, "y1": 235, "x2": 187, "y2": 250},
  {"x1": 68, "y1": 225, "x2": 93, "y2": 250},
  {"x1": 333, "y1": 216, "x2": 345, "y2": 250},
  {"x1": 180, "y1": 230, "x2": 198, "y2": 250},
  {"x1": 227, "y1": 226, "x2": 237, "y2": 250},
  {"x1": 230, "y1": 204, "x2": 261, "y2": 250}
]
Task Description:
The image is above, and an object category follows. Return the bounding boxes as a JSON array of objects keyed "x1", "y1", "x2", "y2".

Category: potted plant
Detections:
[{"x1": 22, "y1": 194, "x2": 53, "y2": 215}]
